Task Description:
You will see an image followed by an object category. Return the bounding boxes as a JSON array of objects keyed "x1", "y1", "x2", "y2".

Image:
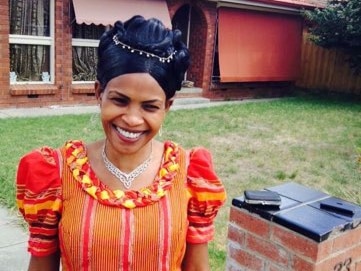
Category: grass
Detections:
[{"x1": 1, "y1": 94, "x2": 360, "y2": 270}]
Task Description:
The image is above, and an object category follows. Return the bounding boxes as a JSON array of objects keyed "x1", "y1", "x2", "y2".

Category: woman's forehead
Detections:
[{"x1": 105, "y1": 73, "x2": 166, "y2": 99}]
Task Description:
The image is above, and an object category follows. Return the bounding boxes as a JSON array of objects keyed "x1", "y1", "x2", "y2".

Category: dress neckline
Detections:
[{"x1": 64, "y1": 140, "x2": 180, "y2": 208}]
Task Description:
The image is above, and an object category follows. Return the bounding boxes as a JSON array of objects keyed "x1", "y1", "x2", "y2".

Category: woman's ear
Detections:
[
  {"x1": 165, "y1": 99, "x2": 174, "y2": 112},
  {"x1": 94, "y1": 81, "x2": 103, "y2": 103}
]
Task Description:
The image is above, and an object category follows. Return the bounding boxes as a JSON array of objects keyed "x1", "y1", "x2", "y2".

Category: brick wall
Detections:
[
  {"x1": 0, "y1": 0, "x2": 10, "y2": 107},
  {"x1": 1, "y1": 0, "x2": 97, "y2": 108},
  {"x1": 2, "y1": 0, "x2": 214, "y2": 108},
  {"x1": 186, "y1": 7, "x2": 206, "y2": 88},
  {"x1": 227, "y1": 205, "x2": 361, "y2": 271},
  {"x1": 167, "y1": 0, "x2": 217, "y2": 97},
  {"x1": 196, "y1": 2, "x2": 217, "y2": 94}
]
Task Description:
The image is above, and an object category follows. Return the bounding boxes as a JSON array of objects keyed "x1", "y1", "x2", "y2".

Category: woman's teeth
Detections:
[{"x1": 116, "y1": 127, "x2": 142, "y2": 139}]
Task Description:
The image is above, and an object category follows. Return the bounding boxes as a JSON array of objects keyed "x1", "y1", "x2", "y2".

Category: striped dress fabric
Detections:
[{"x1": 16, "y1": 140, "x2": 226, "y2": 270}]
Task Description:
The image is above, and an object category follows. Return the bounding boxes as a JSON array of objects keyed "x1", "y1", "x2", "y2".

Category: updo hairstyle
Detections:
[{"x1": 96, "y1": 15, "x2": 190, "y2": 100}]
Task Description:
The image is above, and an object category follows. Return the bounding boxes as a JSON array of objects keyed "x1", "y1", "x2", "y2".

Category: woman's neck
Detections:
[{"x1": 103, "y1": 139, "x2": 153, "y2": 173}]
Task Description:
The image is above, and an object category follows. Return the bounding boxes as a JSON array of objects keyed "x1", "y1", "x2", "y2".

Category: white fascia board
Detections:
[{"x1": 208, "y1": 0, "x2": 301, "y2": 15}]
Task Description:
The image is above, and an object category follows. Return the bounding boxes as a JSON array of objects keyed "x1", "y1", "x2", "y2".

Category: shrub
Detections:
[{"x1": 303, "y1": 0, "x2": 361, "y2": 74}]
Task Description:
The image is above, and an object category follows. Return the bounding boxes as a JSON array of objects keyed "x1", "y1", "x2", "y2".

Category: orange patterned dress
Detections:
[{"x1": 16, "y1": 140, "x2": 226, "y2": 270}]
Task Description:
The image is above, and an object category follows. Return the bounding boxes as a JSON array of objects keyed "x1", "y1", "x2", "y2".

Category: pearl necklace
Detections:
[{"x1": 102, "y1": 142, "x2": 152, "y2": 189}]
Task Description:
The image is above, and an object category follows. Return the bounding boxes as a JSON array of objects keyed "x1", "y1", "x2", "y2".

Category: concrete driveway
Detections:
[{"x1": 0, "y1": 207, "x2": 29, "y2": 271}]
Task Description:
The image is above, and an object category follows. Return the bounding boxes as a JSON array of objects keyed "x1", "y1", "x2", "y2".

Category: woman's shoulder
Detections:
[
  {"x1": 16, "y1": 140, "x2": 87, "y2": 191},
  {"x1": 18, "y1": 140, "x2": 86, "y2": 171},
  {"x1": 162, "y1": 141, "x2": 215, "y2": 175},
  {"x1": 63, "y1": 139, "x2": 86, "y2": 150},
  {"x1": 187, "y1": 146, "x2": 216, "y2": 178},
  {"x1": 19, "y1": 146, "x2": 57, "y2": 169},
  {"x1": 20, "y1": 145, "x2": 58, "y2": 164},
  {"x1": 16, "y1": 145, "x2": 63, "y2": 207},
  {"x1": 185, "y1": 144, "x2": 226, "y2": 199}
]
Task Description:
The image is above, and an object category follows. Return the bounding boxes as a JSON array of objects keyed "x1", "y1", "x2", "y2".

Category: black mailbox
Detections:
[{"x1": 232, "y1": 182, "x2": 361, "y2": 242}]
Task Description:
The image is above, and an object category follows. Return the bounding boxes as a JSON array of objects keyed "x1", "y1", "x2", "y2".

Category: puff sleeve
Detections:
[
  {"x1": 186, "y1": 147, "x2": 226, "y2": 244},
  {"x1": 16, "y1": 146, "x2": 62, "y2": 256}
]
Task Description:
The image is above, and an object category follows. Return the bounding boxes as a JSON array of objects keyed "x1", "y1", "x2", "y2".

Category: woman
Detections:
[{"x1": 16, "y1": 15, "x2": 226, "y2": 271}]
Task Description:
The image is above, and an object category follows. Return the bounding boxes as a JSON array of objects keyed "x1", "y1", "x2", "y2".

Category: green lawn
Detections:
[{"x1": 1, "y1": 94, "x2": 360, "y2": 270}]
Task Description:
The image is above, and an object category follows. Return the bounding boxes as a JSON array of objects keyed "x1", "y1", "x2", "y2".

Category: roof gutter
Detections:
[{"x1": 207, "y1": 0, "x2": 302, "y2": 15}]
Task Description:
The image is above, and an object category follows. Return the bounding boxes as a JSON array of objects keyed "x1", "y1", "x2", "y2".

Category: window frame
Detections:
[
  {"x1": 71, "y1": 24, "x2": 108, "y2": 83},
  {"x1": 8, "y1": 0, "x2": 55, "y2": 84},
  {"x1": 71, "y1": 38, "x2": 100, "y2": 84}
]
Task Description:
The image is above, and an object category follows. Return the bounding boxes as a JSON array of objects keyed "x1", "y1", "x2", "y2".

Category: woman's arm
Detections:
[
  {"x1": 28, "y1": 251, "x2": 60, "y2": 271},
  {"x1": 181, "y1": 243, "x2": 210, "y2": 271}
]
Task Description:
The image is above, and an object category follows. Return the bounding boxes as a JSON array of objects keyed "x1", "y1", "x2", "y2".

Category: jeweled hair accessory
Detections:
[{"x1": 113, "y1": 35, "x2": 176, "y2": 63}]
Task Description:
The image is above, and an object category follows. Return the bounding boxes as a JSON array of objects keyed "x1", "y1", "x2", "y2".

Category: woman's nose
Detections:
[{"x1": 121, "y1": 106, "x2": 143, "y2": 126}]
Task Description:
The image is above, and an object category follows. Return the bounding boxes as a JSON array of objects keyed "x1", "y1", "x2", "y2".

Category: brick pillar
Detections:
[
  {"x1": 167, "y1": 0, "x2": 217, "y2": 95},
  {"x1": 0, "y1": 0, "x2": 10, "y2": 107},
  {"x1": 226, "y1": 182, "x2": 361, "y2": 271}
]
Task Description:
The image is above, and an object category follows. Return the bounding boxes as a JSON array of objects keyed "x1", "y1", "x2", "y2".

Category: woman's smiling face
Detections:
[{"x1": 96, "y1": 73, "x2": 171, "y2": 155}]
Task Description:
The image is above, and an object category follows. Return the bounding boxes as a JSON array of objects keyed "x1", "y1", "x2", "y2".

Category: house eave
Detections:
[{"x1": 207, "y1": 0, "x2": 321, "y2": 14}]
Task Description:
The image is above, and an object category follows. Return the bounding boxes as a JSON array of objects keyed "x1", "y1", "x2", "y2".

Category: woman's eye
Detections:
[
  {"x1": 112, "y1": 98, "x2": 128, "y2": 105},
  {"x1": 143, "y1": 104, "x2": 160, "y2": 111}
]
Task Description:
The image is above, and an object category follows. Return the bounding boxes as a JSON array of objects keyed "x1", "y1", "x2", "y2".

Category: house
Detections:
[{"x1": 2, "y1": 0, "x2": 347, "y2": 108}]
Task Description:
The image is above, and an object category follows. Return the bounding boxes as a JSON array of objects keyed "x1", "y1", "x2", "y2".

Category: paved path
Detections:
[
  {"x1": 0, "y1": 207, "x2": 29, "y2": 271},
  {"x1": 0, "y1": 98, "x2": 278, "y2": 119}
]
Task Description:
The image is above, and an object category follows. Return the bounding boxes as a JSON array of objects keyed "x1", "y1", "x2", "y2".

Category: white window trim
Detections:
[
  {"x1": 71, "y1": 39, "x2": 99, "y2": 83},
  {"x1": 9, "y1": 0, "x2": 55, "y2": 84},
  {"x1": 9, "y1": 35, "x2": 52, "y2": 45},
  {"x1": 72, "y1": 38, "x2": 99, "y2": 47}
]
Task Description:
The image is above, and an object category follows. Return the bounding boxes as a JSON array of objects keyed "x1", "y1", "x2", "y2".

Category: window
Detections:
[
  {"x1": 9, "y1": 0, "x2": 54, "y2": 83},
  {"x1": 72, "y1": 23, "x2": 104, "y2": 82},
  {"x1": 70, "y1": 3, "x2": 105, "y2": 82}
]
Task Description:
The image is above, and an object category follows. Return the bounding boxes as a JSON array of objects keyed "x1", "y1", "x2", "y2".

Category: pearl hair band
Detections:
[{"x1": 112, "y1": 35, "x2": 177, "y2": 63}]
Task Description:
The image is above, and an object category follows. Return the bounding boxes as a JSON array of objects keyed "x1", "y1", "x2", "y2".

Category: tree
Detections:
[{"x1": 303, "y1": 0, "x2": 361, "y2": 74}]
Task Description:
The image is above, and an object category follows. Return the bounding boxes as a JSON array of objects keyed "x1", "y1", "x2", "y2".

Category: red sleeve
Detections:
[
  {"x1": 16, "y1": 146, "x2": 62, "y2": 256},
  {"x1": 186, "y1": 147, "x2": 226, "y2": 244}
]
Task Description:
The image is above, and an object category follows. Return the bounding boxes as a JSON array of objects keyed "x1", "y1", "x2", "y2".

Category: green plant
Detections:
[
  {"x1": 303, "y1": 0, "x2": 361, "y2": 73},
  {"x1": 209, "y1": 242, "x2": 227, "y2": 271}
]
